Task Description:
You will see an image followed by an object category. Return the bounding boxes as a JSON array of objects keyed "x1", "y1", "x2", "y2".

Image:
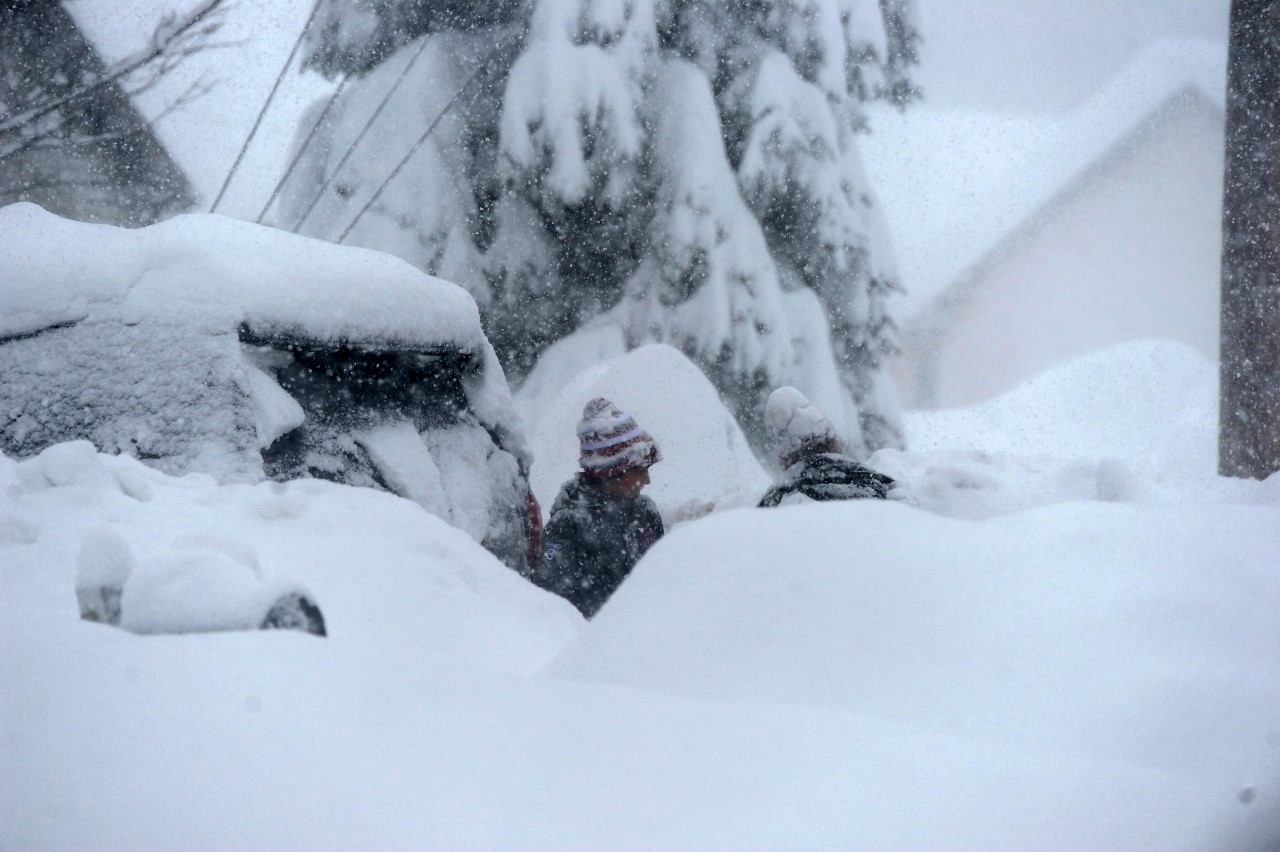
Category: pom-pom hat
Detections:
[
  {"x1": 766, "y1": 386, "x2": 843, "y2": 468},
  {"x1": 577, "y1": 397, "x2": 661, "y2": 478}
]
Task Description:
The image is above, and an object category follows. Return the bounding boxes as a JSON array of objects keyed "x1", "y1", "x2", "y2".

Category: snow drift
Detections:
[
  {"x1": 520, "y1": 342, "x2": 770, "y2": 524},
  {"x1": 3, "y1": 443, "x2": 578, "y2": 663},
  {"x1": 3, "y1": 328, "x2": 1278, "y2": 847},
  {"x1": 549, "y1": 499, "x2": 1279, "y2": 780},
  {"x1": 872, "y1": 339, "x2": 1276, "y2": 519}
]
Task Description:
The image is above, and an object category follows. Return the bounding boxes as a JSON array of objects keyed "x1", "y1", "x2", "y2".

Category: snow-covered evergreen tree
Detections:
[{"x1": 280, "y1": 0, "x2": 919, "y2": 457}]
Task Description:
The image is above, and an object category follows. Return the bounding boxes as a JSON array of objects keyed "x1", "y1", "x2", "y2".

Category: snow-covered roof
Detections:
[
  {"x1": 66, "y1": 0, "x2": 333, "y2": 217},
  {"x1": 0, "y1": 202, "x2": 483, "y2": 351},
  {"x1": 862, "y1": 39, "x2": 1227, "y2": 319}
]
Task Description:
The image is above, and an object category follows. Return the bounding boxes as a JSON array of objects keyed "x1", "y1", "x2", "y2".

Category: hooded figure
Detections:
[
  {"x1": 533, "y1": 397, "x2": 664, "y2": 617},
  {"x1": 758, "y1": 387, "x2": 895, "y2": 507}
]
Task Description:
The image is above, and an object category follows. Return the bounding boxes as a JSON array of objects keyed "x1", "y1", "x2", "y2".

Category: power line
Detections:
[
  {"x1": 209, "y1": 0, "x2": 322, "y2": 213},
  {"x1": 336, "y1": 39, "x2": 506, "y2": 245},
  {"x1": 254, "y1": 74, "x2": 350, "y2": 224},
  {"x1": 288, "y1": 35, "x2": 433, "y2": 234}
]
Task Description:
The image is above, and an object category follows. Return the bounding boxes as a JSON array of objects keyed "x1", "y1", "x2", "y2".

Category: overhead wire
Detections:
[
  {"x1": 209, "y1": 0, "x2": 323, "y2": 213},
  {"x1": 287, "y1": 34, "x2": 434, "y2": 234},
  {"x1": 335, "y1": 37, "x2": 510, "y2": 245},
  {"x1": 253, "y1": 73, "x2": 351, "y2": 224}
]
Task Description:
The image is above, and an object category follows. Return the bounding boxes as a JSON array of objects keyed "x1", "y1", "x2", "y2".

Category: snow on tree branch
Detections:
[
  {"x1": 280, "y1": 0, "x2": 919, "y2": 458},
  {"x1": 499, "y1": 0, "x2": 654, "y2": 209},
  {"x1": 619, "y1": 58, "x2": 793, "y2": 380}
]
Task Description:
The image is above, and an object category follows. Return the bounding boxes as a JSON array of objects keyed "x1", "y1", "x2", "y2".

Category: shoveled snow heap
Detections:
[
  {"x1": 520, "y1": 342, "x2": 769, "y2": 524},
  {"x1": 872, "y1": 339, "x2": 1247, "y2": 519},
  {"x1": 3, "y1": 336, "x2": 1279, "y2": 848}
]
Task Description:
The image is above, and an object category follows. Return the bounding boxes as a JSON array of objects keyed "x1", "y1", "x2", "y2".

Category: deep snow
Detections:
[
  {"x1": 519, "y1": 342, "x2": 769, "y2": 525},
  {"x1": 3, "y1": 338, "x2": 1278, "y2": 848}
]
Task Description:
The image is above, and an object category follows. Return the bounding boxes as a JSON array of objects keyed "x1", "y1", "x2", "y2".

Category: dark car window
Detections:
[
  {"x1": 238, "y1": 324, "x2": 478, "y2": 487},
  {"x1": 272, "y1": 344, "x2": 471, "y2": 429}
]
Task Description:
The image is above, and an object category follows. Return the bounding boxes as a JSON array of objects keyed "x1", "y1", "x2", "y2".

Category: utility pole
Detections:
[{"x1": 1219, "y1": 0, "x2": 1280, "y2": 478}]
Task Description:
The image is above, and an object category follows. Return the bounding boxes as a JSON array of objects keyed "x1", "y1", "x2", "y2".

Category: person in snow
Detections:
[
  {"x1": 758, "y1": 386, "x2": 895, "y2": 508},
  {"x1": 533, "y1": 397, "x2": 664, "y2": 618}
]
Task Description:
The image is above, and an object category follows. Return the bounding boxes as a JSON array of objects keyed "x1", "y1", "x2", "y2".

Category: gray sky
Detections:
[{"x1": 914, "y1": 0, "x2": 1231, "y2": 111}]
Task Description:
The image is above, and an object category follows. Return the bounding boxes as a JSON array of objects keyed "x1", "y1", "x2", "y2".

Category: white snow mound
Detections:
[
  {"x1": 6, "y1": 443, "x2": 580, "y2": 666},
  {"x1": 907, "y1": 338, "x2": 1217, "y2": 466},
  {"x1": 525, "y1": 344, "x2": 769, "y2": 523},
  {"x1": 548, "y1": 498, "x2": 1280, "y2": 786},
  {"x1": 872, "y1": 339, "x2": 1271, "y2": 517}
]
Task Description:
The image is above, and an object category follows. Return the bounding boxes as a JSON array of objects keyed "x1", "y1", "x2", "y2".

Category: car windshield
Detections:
[{"x1": 238, "y1": 324, "x2": 478, "y2": 487}]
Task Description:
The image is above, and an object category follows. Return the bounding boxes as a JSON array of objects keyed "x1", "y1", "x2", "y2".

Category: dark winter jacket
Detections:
[
  {"x1": 758, "y1": 452, "x2": 895, "y2": 507},
  {"x1": 533, "y1": 473, "x2": 665, "y2": 618}
]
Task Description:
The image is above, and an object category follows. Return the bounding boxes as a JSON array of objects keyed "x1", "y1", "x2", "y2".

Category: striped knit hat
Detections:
[{"x1": 577, "y1": 397, "x2": 661, "y2": 478}]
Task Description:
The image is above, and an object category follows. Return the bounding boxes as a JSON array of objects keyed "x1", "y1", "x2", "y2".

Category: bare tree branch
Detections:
[
  {"x1": 0, "y1": 0, "x2": 228, "y2": 137},
  {"x1": 150, "y1": 73, "x2": 219, "y2": 126},
  {"x1": 0, "y1": 73, "x2": 220, "y2": 165}
]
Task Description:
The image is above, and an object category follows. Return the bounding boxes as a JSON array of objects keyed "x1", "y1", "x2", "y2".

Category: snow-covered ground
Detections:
[{"x1": 3, "y1": 338, "x2": 1278, "y2": 848}]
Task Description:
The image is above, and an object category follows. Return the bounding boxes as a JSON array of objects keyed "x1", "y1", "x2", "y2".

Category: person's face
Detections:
[{"x1": 601, "y1": 466, "x2": 650, "y2": 499}]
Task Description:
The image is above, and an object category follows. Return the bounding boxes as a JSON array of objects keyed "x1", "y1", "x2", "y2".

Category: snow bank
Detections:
[
  {"x1": 4, "y1": 443, "x2": 579, "y2": 664},
  {"x1": 522, "y1": 343, "x2": 769, "y2": 524},
  {"x1": 6, "y1": 441, "x2": 1275, "y2": 848},
  {"x1": 871, "y1": 339, "x2": 1280, "y2": 518},
  {"x1": 6, "y1": 323, "x2": 1280, "y2": 847},
  {"x1": 539, "y1": 336, "x2": 1279, "y2": 845},
  {"x1": 907, "y1": 338, "x2": 1218, "y2": 466},
  {"x1": 548, "y1": 499, "x2": 1280, "y2": 822}
]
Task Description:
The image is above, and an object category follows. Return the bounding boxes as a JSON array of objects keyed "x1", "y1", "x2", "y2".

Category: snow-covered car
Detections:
[{"x1": 0, "y1": 203, "x2": 538, "y2": 571}]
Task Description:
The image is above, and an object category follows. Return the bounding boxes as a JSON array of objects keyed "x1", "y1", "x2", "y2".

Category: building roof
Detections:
[
  {"x1": 67, "y1": 0, "x2": 333, "y2": 217},
  {"x1": 861, "y1": 39, "x2": 1227, "y2": 320},
  {"x1": 0, "y1": 0, "x2": 196, "y2": 225}
]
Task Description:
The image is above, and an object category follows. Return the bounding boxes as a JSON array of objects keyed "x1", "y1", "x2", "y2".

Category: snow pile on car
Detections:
[
  {"x1": 0, "y1": 202, "x2": 527, "y2": 482},
  {"x1": 0, "y1": 202, "x2": 483, "y2": 346},
  {"x1": 3, "y1": 442, "x2": 579, "y2": 663},
  {"x1": 520, "y1": 342, "x2": 770, "y2": 524}
]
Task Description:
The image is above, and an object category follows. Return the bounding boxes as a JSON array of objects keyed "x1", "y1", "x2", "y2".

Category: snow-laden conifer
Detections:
[{"x1": 282, "y1": 0, "x2": 919, "y2": 457}]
